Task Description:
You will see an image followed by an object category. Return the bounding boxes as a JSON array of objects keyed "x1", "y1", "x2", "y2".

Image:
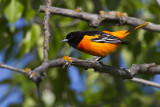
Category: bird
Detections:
[{"x1": 61, "y1": 22, "x2": 148, "y2": 60}]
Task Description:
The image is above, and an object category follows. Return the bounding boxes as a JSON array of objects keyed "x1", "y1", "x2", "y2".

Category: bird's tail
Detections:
[{"x1": 125, "y1": 22, "x2": 149, "y2": 36}]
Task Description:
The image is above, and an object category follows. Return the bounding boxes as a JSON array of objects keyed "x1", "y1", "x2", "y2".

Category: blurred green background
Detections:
[{"x1": 0, "y1": 0, "x2": 160, "y2": 107}]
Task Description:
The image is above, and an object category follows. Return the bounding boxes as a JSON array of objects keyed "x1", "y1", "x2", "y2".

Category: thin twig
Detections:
[
  {"x1": 43, "y1": 0, "x2": 52, "y2": 62},
  {"x1": 131, "y1": 77, "x2": 160, "y2": 88},
  {"x1": 39, "y1": 6, "x2": 160, "y2": 32},
  {"x1": 0, "y1": 63, "x2": 26, "y2": 74},
  {"x1": 156, "y1": 0, "x2": 160, "y2": 8}
]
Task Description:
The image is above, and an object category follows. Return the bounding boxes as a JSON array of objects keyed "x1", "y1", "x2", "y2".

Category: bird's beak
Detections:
[{"x1": 61, "y1": 38, "x2": 68, "y2": 42}]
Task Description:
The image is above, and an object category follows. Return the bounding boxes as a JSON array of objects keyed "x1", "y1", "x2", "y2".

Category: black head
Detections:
[{"x1": 62, "y1": 31, "x2": 84, "y2": 48}]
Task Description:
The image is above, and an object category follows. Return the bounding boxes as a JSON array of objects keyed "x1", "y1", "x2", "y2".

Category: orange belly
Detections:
[{"x1": 77, "y1": 35, "x2": 120, "y2": 57}]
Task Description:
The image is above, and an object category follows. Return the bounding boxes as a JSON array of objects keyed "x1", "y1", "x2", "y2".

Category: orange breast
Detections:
[{"x1": 77, "y1": 35, "x2": 120, "y2": 57}]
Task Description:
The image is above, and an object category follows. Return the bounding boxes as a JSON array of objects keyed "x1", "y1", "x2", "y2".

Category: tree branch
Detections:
[
  {"x1": 39, "y1": 6, "x2": 160, "y2": 32},
  {"x1": 29, "y1": 57, "x2": 159, "y2": 80},
  {"x1": 1, "y1": 57, "x2": 160, "y2": 88},
  {"x1": 25, "y1": 57, "x2": 160, "y2": 89}
]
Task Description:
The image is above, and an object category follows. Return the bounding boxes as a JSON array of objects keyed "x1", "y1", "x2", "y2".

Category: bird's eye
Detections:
[{"x1": 70, "y1": 36, "x2": 73, "y2": 39}]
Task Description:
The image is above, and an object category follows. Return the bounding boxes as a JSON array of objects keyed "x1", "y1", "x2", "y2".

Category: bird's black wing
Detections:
[{"x1": 91, "y1": 32, "x2": 124, "y2": 43}]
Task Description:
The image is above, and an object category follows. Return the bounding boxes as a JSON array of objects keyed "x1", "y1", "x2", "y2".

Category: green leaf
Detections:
[
  {"x1": 18, "y1": 24, "x2": 41, "y2": 57},
  {"x1": 4, "y1": 0, "x2": 24, "y2": 25},
  {"x1": 37, "y1": 36, "x2": 44, "y2": 61},
  {"x1": 0, "y1": 33, "x2": 11, "y2": 50},
  {"x1": 25, "y1": 10, "x2": 35, "y2": 21},
  {"x1": 22, "y1": 0, "x2": 35, "y2": 21}
]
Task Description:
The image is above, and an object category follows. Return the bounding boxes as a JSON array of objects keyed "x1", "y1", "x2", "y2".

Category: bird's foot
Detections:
[{"x1": 87, "y1": 56, "x2": 103, "y2": 72}]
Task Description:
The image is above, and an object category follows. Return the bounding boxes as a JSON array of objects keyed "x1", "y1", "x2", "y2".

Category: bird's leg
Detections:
[
  {"x1": 88, "y1": 56, "x2": 104, "y2": 61},
  {"x1": 97, "y1": 57, "x2": 104, "y2": 61}
]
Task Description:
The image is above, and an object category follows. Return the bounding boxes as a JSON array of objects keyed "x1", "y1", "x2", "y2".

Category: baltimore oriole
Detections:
[{"x1": 62, "y1": 22, "x2": 148, "y2": 58}]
